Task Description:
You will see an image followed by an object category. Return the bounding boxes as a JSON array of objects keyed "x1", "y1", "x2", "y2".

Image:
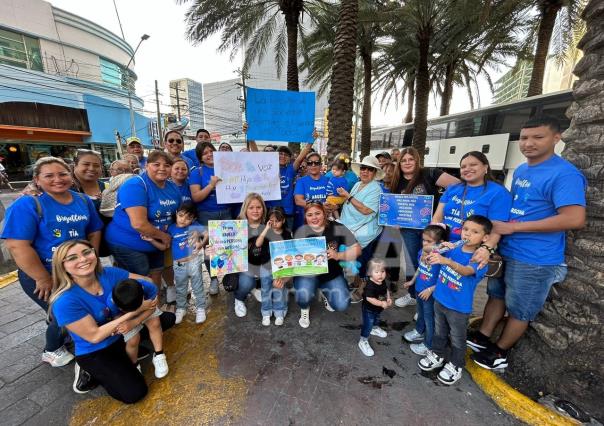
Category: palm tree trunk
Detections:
[
  {"x1": 412, "y1": 28, "x2": 431, "y2": 163},
  {"x1": 283, "y1": 3, "x2": 303, "y2": 153},
  {"x1": 506, "y1": 0, "x2": 604, "y2": 420},
  {"x1": 527, "y1": 1, "x2": 562, "y2": 96},
  {"x1": 439, "y1": 62, "x2": 455, "y2": 116},
  {"x1": 463, "y1": 67, "x2": 475, "y2": 110},
  {"x1": 327, "y1": 0, "x2": 359, "y2": 160},
  {"x1": 360, "y1": 47, "x2": 372, "y2": 159},
  {"x1": 404, "y1": 76, "x2": 415, "y2": 123}
]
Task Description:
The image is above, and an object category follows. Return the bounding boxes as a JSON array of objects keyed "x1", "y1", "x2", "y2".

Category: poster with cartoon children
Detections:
[
  {"x1": 269, "y1": 237, "x2": 328, "y2": 278},
  {"x1": 208, "y1": 220, "x2": 248, "y2": 277}
]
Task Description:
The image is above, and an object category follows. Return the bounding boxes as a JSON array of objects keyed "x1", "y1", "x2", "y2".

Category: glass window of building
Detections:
[
  {"x1": 100, "y1": 58, "x2": 135, "y2": 91},
  {"x1": 0, "y1": 28, "x2": 43, "y2": 71}
]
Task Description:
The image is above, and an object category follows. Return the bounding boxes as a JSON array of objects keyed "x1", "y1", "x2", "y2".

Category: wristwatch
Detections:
[
  {"x1": 347, "y1": 195, "x2": 354, "y2": 203},
  {"x1": 479, "y1": 244, "x2": 496, "y2": 255}
]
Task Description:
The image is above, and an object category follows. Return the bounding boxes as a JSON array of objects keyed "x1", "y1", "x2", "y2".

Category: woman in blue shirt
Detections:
[
  {"x1": 105, "y1": 150, "x2": 181, "y2": 283},
  {"x1": 50, "y1": 239, "x2": 155, "y2": 402},
  {"x1": 294, "y1": 152, "x2": 330, "y2": 229},
  {"x1": 1, "y1": 157, "x2": 103, "y2": 368},
  {"x1": 170, "y1": 158, "x2": 192, "y2": 204},
  {"x1": 71, "y1": 150, "x2": 107, "y2": 212},
  {"x1": 189, "y1": 141, "x2": 232, "y2": 226}
]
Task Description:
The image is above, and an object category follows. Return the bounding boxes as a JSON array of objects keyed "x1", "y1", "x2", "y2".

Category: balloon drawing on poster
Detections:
[
  {"x1": 214, "y1": 152, "x2": 281, "y2": 204},
  {"x1": 208, "y1": 220, "x2": 248, "y2": 277}
]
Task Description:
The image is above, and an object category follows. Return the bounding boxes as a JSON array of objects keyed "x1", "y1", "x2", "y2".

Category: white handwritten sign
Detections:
[{"x1": 214, "y1": 152, "x2": 281, "y2": 204}]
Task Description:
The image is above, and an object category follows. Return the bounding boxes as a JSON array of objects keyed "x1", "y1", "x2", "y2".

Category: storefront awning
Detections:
[{"x1": 0, "y1": 124, "x2": 90, "y2": 142}]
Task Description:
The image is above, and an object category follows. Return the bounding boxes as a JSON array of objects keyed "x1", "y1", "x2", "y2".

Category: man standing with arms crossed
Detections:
[{"x1": 468, "y1": 116, "x2": 586, "y2": 370}]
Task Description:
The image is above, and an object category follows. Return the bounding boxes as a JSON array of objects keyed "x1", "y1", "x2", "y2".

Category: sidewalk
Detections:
[{"x1": 0, "y1": 279, "x2": 518, "y2": 426}]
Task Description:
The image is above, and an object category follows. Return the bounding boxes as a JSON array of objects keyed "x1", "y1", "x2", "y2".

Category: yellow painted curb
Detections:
[
  {"x1": 466, "y1": 318, "x2": 579, "y2": 425},
  {"x1": 0, "y1": 271, "x2": 17, "y2": 289}
]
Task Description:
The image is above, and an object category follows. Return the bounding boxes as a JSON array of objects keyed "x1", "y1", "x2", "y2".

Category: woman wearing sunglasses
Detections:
[
  {"x1": 163, "y1": 130, "x2": 195, "y2": 171},
  {"x1": 293, "y1": 152, "x2": 329, "y2": 229}
]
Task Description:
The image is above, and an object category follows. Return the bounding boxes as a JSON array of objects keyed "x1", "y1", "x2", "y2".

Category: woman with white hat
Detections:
[{"x1": 337, "y1": 155, "x2": 384, "y2": 279}]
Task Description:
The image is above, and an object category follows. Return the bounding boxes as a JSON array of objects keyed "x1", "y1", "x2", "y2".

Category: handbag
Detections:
[
  {"x1": 221, "y1": 273, "x2": 239, "y2": 292},
  {"x1": 486, "y1": 253, "x2": 504, "y2": 278}
]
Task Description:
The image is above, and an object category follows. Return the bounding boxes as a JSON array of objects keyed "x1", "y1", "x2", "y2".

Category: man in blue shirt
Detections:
[
  {"x1": 182, "y1": 128, "x2": 212, "y2": 169},
  {"x1": 126, "y1": 137, "x2": 147, "y2": 169},
  {"x1": 468, "y1": 116, "x2": 586, "y2": 370}
]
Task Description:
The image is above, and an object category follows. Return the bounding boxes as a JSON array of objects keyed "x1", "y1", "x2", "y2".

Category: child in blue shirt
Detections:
[
  {"x1": 110, "y1": 278, "x2": 168, "y2": 379},
  {"x1": 402, "y1": 224, "x2": 449, "y2": 356},
  {"x1": 326, "y1": 159, "x2": 349, "y2": 207},
  {"x1": 418, "y1": 215, "x2": 490, "y2": 385}
]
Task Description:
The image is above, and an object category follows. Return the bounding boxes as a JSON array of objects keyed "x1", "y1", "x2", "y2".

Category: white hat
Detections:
[{"x1": 351, "y1": 155, "x2": 384, "y2": 180}]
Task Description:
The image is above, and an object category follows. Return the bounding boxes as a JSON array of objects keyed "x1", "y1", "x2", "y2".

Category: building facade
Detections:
[
  {"x1": 0, "y1": 0, "x2": 151, "y2": 180},
  {"x1": 169, "y1": 78, "x2": 204, "y2": 138},
  {"x1": 202, "y1": 78, "x2": 243, "y2": 144}
]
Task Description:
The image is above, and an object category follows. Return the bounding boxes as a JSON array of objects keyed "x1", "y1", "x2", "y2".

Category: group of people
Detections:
[{"x1": 0, "y1": 115, "x2": 585, "y2": 401}]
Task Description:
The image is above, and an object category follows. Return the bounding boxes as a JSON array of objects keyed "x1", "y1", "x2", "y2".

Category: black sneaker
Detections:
[
  {"x1": 471, "y1": 346, "x2": 508, "y2": 370},
  {"x1": 137, "y1": 346, "x2": 151, "y2": 361},
  {"x1": 466, "y1": 329, "x2": 490, "y2": 352},
  {"x1": 73, "y1": 363, "x2": 98, "y2": 394}
]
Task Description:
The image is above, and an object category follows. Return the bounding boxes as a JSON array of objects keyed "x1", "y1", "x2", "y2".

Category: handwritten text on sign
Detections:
[
  {"x1": 378, "y1": 194, "x2": 434, "y2": 229},
  {"x1": 214, "y1": 152, "x2": 281, "y2": 204},
  {"x1": 208, "y1": 220, "x2": 248, "y2": 276},
  {"x1": 246, "y1": 87, "x2": 315, "y2": 143}
]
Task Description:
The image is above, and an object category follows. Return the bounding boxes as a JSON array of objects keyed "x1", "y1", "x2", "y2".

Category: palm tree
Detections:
[
  {"x1": 525, "y1": 0, "x2": 585, "y2": 96},
  {"x1": 326, "y1": 0, "x2": 359, "y2": 159},
  {"x1": 505, "y1": 1, "x2": 604, "y2": 420}
]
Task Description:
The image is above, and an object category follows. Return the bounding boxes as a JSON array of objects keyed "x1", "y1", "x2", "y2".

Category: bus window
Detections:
[
  {"x1": 493, "y1": 107, "x2": 532, "y2": 140},
  {"x1": 426, "y1": 123, "x2": 447, "y2": 141}
]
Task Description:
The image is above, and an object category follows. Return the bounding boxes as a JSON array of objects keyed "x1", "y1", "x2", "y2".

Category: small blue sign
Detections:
[
  {"x1": 378, "y1": 194, "x2": 434, "y2": 229},
  {"x1": 246, "y1": 87, "x2": 315, "y2": 143}
]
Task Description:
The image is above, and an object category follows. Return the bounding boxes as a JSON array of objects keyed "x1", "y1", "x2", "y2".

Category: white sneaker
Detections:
[
  {"x1": 274, "y1": 317, "x2": 284, "y2": 326},
  {"x1": 413, "y1": 312, "x2": 418, "y2": 321},
  {"x1": 299, "y1": 308, "x2": 310, "y2": 328},
  {"x1": 252, "y1": 288, "x2": 262, "y2": 302},
  {"x1": 195, "y1": 308, "x2": 206, "y2": 324},
  {"x1": 234, "y1": 299, "x2": 247, "y2": 317},
  {"x1": 322, "y1": 293, "x2": 335, "y2": 312},
  {"x1": 370, "y1": 326, "x2": 388, "y2": 338},
  {"x1": 410, "y1": 342, "x2": 428, "y2": 355},
  {"x1": 152, "y1": 353, "x2": 169, "y2": 378},
  {"x1": 358, "y1": 339, "x2": 374, "y2": 357},
  {"x1": 175, "y1": 308, "x2": 186, "y2": 324},
  {"x1": 418, "y1": 350, "x2": 445, "y2": 371},
  {"x1": 166, "y1": 286, "x2": 176, "y2": 303},
  {"x1": 395, "y1": 293, "x2": 416, "y2": 307},
  {"x1": 262, "y1": 315, "x2": 271, "y2": 326},
  {"x1": 438, "y1": 362, "x2": 463, "y2": 385},
  {"x1": 403, "y1": 329, "x2": 424, "y2": 343},
  {"x1": 42, "y1": 346, "x2": 74, "y2": 367}
]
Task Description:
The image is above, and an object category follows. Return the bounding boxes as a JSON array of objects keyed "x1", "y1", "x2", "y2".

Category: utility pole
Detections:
[
  {"x1": 155, "y1": 80, "x2": 162, "y2": 144},
  {"x1": 115, "y1": 130, "x2": 124, "y2": 157},
  {"x1": 174, "y1": 82, "x2": 181, "y2": 120},
  {"x1": 235, "y1": 68, "x2": 250, "y2": 149}
]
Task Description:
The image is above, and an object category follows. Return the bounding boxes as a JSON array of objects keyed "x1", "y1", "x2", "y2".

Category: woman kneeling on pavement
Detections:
[
  {"x1": 2, "y1": 157, "x2": 103, "y2": 368},
  {"x1": 50, "y1": 240, "x2": 168, "y2": 402},
  {"x1": 293, "y1": 202, "x2": 361, "y2": 328}
]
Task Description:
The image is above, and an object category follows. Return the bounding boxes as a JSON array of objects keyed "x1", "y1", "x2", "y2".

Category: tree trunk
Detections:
[
  {"x1": 439, "y1": 62, "x2": 455, "y2": 116},
  {"x1": 327, "y1": 0, "x2": 359, "y2": 161},
  {"x1": 527, "y1": 1, "x2": 563, "y2": 96},
  {"x1": 411, "y1": 28, "x2": 431, "y2": 164},
  {"x1": 404, "y1": 76, "x2": 415, "y2": 123},
  {"x1": 506, "y1": 1, "x2": 604, "y2": 421},
  {"x1": 360, "y1": 47, "x2": 372, "y2": 159},
  {"x1": 283, "y1": 2, "x2": 303, "y2": 153}
]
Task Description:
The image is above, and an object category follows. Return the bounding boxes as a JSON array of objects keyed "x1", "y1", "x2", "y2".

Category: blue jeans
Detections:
[
  {"x1": 197, "y1": 208, "x2": 232, "y2": 227},
  {"x1": 173, "y1": 256, "x2": 206, "y2": 310},
  {"x1": 294, "y1": 274, "x2": 351, "y2": 311},
  {"x1": 235, "y1": 269, "x2": 287, "y2": 317},
  {"x1": 487, "y1": 257, "x2": 567, "y2": 321},
  {"x1": 18, "y1": 269, "x2": 64, "y2": 352},
  {"x1": 358, "y1": 234, "x2": 380, "y2": 278},
  {"x1": 360, "y1": 305, "x2": 381, "y2": 338},
  {"x1": 415, "y1": 295, "x2": 435, "y2": 348},
  {"x1": 108, "y1": 243, "x2": 164, "y2": 276},
  {"x1": 203, "y1": 258, "x2": 220, "y2": 293},
  {"x1": 401, "y1": 228, "x2": 422, "y2": 297},
  {"x1": 432, "y1": 301, "x2": 469, "y2": 368}
]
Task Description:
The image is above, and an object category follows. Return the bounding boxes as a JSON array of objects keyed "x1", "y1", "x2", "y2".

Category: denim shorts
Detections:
[
  {"x1": 108, "y1": 243, "x2": 165, "y2": 276},
  {"x1": 122, "y1": 307, "x2": 163, "y2": 342},
  {"x1": 487, "y1": 257, "x2": 567, "y2": 321}
]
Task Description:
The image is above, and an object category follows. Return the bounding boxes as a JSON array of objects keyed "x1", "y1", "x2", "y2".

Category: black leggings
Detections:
[{"x1": 76, "y1": 339, "x2": 147, "y2": 404}]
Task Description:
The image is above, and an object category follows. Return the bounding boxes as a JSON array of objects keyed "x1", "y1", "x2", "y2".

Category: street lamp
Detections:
[{"x1": 126, "y1": 34, "x2": 150, "y2": 137}]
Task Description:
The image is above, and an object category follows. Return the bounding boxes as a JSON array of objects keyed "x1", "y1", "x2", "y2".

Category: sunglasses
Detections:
[
  {"x1": 307, "y1": 161, "x2": 322, "y2": 166},
  {"x1": 167, "y1": 138, "x2": 183, "y2": 144},
  {"x1": 360, "y1": 165, "x2": 376, "y2": 172},
  {"x1": 305, "y1": 200, "x2": 323, "y2": 206},
  {"x1": 63, "y1": 247, "x2": 95, "y2": 263}
]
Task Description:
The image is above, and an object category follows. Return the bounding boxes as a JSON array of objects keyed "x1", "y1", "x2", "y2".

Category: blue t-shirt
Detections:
[
  {"x1": 106, "y1": 278, "x2": 158, "y2": 317},
  {"x1": 326, "y1": 175, "x2": 349, "y2": 196},
  {"x1": 499, "y1": 155, "x2": 586, "y2": 265},
  {"x1": 52, "y1": 267, "x2": 128, "y2": 356},
  {"x1": 178, "y1": 155, "x2": 195, "y2": 171},
  {"x1": 434, "y1": 246, "x2": 487, "y2": 314},
  {"x1": 325, "y1": 169, "x2": 359, "y2": 190},
  {"x1": 182, "y1": 149, "x2": 200, "y2": 169},
  {"x1": 189, "y1": 164, "x2": 225, "y2": 212},
  {"x1": 173, "y1": 180, "x2": 192, "y2": 204},
  {"x1": 266, "y1": 164, "x2": 296, "y2": 215},
  {"x1": 106, "y1": 174, "x2": 181, "y2": 252},
  {"x1": 415, "y1": 249, "x2": 441, "y2": 293},
  {"x1": 139, "y1": 156, "x2": 147, "y2": 169},
  {"x1": 168, "y1": 221, "x2": 206, "y2": 260},
  {"x1": 439, "y1": 181, "x2": 512, "y2": 241},
  {"x1": 379, "y1": 181, "x2": 390, "y2": 193},
  {"x1": 294, "y1": 175, "x2": 329, "y2": 226},
  {"x1": 1, "y1": 191, "x2": 103, "y2": 269}
]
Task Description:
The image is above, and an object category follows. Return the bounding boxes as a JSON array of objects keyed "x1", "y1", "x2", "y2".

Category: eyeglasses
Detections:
[
  {"x1": 307, "y1": 161, "x2": 322, "y2": 166},
  {"x1": 359, "y1": 165, "x2": 376, "y2": 172},
  {"x1": 167, "y1": 138, "x2": 183, "y2": 144},
  {"x1": 63, "y1": 247, "x2": 95, "y2": 263}
]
